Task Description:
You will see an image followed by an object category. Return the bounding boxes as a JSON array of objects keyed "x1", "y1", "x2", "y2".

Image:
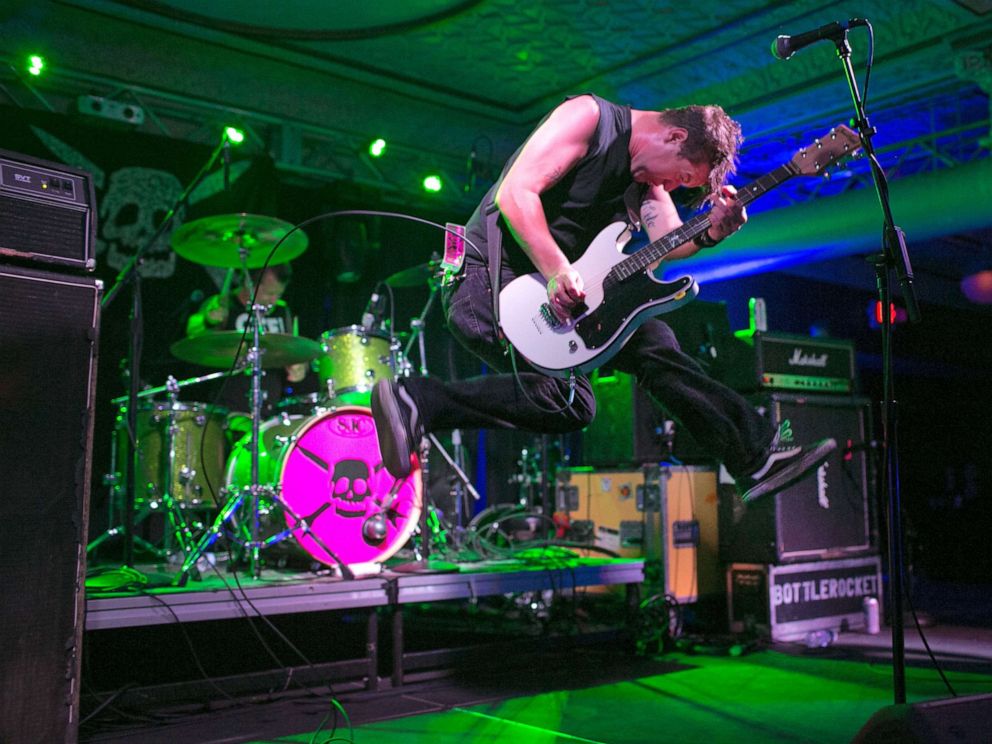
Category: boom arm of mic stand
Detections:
[
  {"x1": 833, "y1": 33, "x2": 921, "y2": 324},
  {"x1": 99, "y1": 134, "x2": 230, "y2": 571},
  {"x1": 102, "y1": 137, "x2": 227, "y2": 311}
]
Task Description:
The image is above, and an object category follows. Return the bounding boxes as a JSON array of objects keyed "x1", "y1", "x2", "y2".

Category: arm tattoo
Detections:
[{"x1": 641, "y1": 203, "x2": 658, "y2": 230}]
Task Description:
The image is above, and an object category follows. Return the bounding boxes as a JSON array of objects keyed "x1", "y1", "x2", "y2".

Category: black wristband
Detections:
[{"x1": 693, "y1": 229, "x2": 719, "y2": 249}]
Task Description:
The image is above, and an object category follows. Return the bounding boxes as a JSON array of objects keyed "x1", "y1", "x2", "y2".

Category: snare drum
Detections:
[
  {"x1": 275, "y1": 392, "x2": 333, "y2": 417},
  {"x1": 127, "y1": 401, "x2": 228, "y2": 507},
  {"x1": 224, "y1": 407, "x2": 421, "y2": 567},
  {"x1": 317, "y1": 326, "x2": 396, "y2": 405}
]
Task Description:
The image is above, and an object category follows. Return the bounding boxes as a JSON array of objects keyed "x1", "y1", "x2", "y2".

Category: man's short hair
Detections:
[{"x1": 659, "y1": 105, "x2": 743, "y2": 201}]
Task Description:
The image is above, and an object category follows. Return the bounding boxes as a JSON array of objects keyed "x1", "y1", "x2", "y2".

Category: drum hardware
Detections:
[
  {"x1": 389, "y1": 277, "x2": 479, "y2": 573},
  {"x1": 88, "y1": 371, "x2": 237, "y2": 559},
  {"x1": 175, "y1": 303, "x2": 356, "y2": 583}
]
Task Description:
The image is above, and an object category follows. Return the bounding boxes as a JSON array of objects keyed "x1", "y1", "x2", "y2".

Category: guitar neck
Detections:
[{"x1": 615, "y1": 162, "x2": 800, "y2": 278}]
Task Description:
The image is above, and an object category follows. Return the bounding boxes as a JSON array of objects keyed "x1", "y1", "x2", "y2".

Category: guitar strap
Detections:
[{"x1": 484, "y1": 199, "x2": 507, "y2": 343}]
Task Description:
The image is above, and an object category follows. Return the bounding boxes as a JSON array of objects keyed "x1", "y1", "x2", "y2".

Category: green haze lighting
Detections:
[
  {"x1": 224, "y1": 126, "x2": 245, "y2": 145},
  {"x1": 27, "y1": 55, "x2": 44, "y2": 76},
  {"x1": 422, "y1": 175, "x2": 442, "y2": 193},
  {"x1": 369, "y1": 138, "x2": 386, "y2": 157}
]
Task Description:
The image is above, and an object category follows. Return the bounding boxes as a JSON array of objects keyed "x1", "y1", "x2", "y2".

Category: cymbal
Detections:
[
  {"x1": 171, "y1": 213, "x2": 308, "y2": 268},
  {"x1": 385, "y1": 259, "x2": 441, "y2": 288},
  {"x1": 171, "y1": 332, "x2": 323, "y2": 368}
]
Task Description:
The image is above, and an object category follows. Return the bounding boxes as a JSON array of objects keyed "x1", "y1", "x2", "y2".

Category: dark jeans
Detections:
[{"x1": 402, "y1": 262, "x2": 775, "y2": 478}]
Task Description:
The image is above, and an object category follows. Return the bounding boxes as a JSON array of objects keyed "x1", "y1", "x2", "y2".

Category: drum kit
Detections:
[{"x1": 95, "y1": 213, "x2": 476, "y2": 581}]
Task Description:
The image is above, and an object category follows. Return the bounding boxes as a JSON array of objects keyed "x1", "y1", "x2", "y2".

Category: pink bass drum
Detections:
[{"x1": 276, "y1": 406, "x2": 421, "y2": 567}]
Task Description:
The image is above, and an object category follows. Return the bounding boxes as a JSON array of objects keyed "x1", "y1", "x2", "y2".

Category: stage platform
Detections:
[{"x1": 85, "y1": 555, "x2": 646, "y2": 630}]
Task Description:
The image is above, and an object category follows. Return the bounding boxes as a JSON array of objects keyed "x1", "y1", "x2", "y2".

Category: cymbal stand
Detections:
[
  {"x1": 176, "y1": 304, "x2": 352, "y2": 583},
  {"x1": 175, "y1": 302, "x2": 274, "y2": 580},
  {"x1": 403, "y1": 278, "x2": 480, "y2": 504}
]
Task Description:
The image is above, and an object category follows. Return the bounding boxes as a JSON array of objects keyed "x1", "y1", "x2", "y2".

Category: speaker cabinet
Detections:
[
  {"x1": 557, "y1": 466, "x2": 718, "y2": 603},
  {"x1": 852, "y1": 693, "x2": 992, "y2": 744},
  {"x1": 0, "y1": 264, "x2": 101, "y2": 743},
  {"x1": 719, "y1": 393, "x2": 873, "y2": 564}
]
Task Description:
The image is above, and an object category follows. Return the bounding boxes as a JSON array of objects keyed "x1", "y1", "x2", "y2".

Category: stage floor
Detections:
[
  {"x1": 80, "y1": 557, "x2": 992, "y2": 743},
  {"x1": 79, "y1": 623, "x2": 992, "y2": 743}
]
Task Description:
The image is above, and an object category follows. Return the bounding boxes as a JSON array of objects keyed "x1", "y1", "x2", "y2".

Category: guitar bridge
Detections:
[{"x1": 540, "y1": 303, "x2": 562, "y2": 329}]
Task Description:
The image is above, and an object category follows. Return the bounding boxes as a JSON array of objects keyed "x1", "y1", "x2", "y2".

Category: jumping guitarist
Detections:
[{"x1": 372, "y1": 94, "x2": 846, "y2": 503}]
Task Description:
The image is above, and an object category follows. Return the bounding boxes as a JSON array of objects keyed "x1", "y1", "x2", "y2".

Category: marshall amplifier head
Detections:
[
  {"x1": 728, "y1": 332, "x2": 857, "y2": 394},
  {"x1": 0, "y1": 149, "x2": 97, "y2": 272}
]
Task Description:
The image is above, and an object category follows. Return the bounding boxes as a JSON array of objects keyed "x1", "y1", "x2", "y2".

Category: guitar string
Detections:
[
  {"x1": 554, "y1": 164, "x2": 796, "y2": 305},
  {"x1": 540, "y1": 131, "x2": 854, "y2": 317}
]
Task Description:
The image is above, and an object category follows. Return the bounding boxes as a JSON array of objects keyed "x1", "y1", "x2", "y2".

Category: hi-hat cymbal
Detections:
[
  {"x1": 171, "y1": 332, "x2": 323, "y2": 368},
  {"x1": 385, "y1": 259, "x2": 441, "y2": 287},
  {"x1": 171, "y1": 213, "x2": 308, "y2": 268}
]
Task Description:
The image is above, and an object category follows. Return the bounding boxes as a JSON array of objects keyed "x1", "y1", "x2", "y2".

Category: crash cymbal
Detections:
[
  {"x1": 384, "y1": 259, "x2": 441, "y2": 288},
  {"x1": 171, "y1": 213, "x2": 308, "y2": 268},
  {"x1": 171, "y1": 332, "x2": 323, "y2": 369}
]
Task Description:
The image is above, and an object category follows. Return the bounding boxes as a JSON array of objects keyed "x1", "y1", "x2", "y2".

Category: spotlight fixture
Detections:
[
  {"x1": 27, "y1": 54, "x2": 44, "y2": 76},
  {"x1": 368, "y1": 138, "x2": 386, "y2": 157},
  {"x1": 224, "y1": 126, "x2": 245, "y2": 145},
  {"x1": 422, "y1": 175, "x2": 442, "y2": 193}
]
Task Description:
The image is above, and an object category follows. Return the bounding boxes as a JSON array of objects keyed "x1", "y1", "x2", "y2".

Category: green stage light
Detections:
[
  {"x1": 224, "y1": 126, "x2": 245, "y2": 145},
  {"x1": 369, "y1": 138, "x2": 386, "y2": 157},
  {"x1": 27, "y1": 55, "x2": 44, "y2": 76},
  {"x1": 422, "y1": 175, "x2": 442, "y2": 193}
]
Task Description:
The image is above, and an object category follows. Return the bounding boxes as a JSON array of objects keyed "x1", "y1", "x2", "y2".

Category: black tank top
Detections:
[{"x1": 464, "y1": 94, "x2": 636, "y2": 274}]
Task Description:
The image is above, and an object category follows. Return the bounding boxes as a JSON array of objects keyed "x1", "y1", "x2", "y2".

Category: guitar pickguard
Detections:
[{"x1": 574, "y1": 273, "x2": 695, "y2": 349}]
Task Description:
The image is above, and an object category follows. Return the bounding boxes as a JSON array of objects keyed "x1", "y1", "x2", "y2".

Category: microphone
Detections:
[
  {"x1": 771, "y1": 18, "x2": 867, "y2": 60},
  {"x1": 361, "y1": 291, "x2": 385, "y2": 331}
]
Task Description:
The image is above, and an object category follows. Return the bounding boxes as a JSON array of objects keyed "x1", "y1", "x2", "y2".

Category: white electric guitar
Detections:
[{"x1": 498, "y1": 125, "x2": 860, "y2": 376}]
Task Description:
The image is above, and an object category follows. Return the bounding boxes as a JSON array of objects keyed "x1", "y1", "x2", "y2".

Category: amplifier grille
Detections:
[{"x1": 0, "y1": 194, "x2": 90, "y2": 265}]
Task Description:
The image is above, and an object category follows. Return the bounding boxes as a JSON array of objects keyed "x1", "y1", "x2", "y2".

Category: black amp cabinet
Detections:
[
  {"x1": 719, "y1": 392, "x2": 874, "y2": 564},
  {"x1": 0, "y1": 264, "x2": 102, "y2": 743}
]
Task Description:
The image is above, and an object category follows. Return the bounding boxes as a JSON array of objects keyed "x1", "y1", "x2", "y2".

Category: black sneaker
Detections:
[
  {"x1": 737, "y1": 437, "x2": 837, "y2": 503},
  {"x1": 370, "y1": 379, "x2": 422, "y2": 478}
]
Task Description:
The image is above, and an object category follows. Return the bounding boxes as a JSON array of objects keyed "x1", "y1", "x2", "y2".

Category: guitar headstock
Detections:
[{"x1": 789, "y1": 124, "x2": 860, "y2": 176}]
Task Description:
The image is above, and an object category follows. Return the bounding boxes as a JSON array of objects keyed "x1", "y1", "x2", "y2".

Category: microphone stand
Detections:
[
  {"x1": 831, "y1": 24, "x2": 921, "y2": 705},
  {"x1": 100, "y1": 133, "x2": 230, "y2": 568}
]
